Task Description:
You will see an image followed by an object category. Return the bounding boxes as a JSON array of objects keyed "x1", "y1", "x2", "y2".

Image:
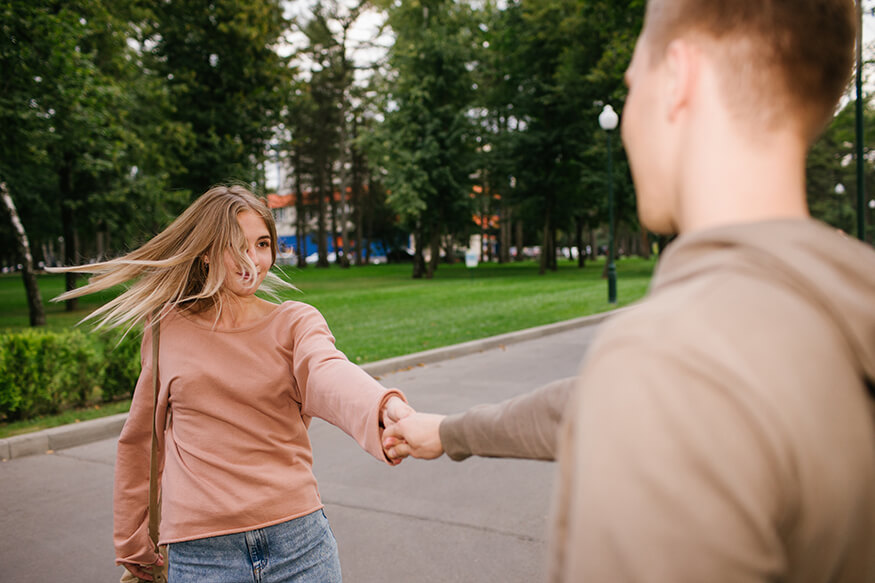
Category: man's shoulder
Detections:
[{"x1": 596, "y1": 272, "x2": 745, "y2": 345}]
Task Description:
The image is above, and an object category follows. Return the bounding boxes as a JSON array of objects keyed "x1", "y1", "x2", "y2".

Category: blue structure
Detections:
[{"x1": 277, "y1": 235, "x2": 387, "y2": 259}]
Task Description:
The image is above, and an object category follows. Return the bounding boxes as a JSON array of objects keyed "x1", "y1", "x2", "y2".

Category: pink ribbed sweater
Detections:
[{"x1": 113, "y1": 301, "x2": 402, "y2": 565}]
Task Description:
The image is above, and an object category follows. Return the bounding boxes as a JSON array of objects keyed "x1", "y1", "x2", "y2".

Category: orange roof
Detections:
[
  {"x1": 267, "y1": 193, "x2": 295, "y2": 209},
  {"x1": 267, "y1": 189, "x2": 351, "y2": 208}
]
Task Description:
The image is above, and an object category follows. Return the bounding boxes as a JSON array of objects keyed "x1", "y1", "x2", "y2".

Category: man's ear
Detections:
[{"x1": 663, "y1": 39, "x2": 697, "y2": 122}]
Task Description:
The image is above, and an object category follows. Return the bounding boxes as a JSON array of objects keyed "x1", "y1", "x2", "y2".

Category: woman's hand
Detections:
[
  {"x1": 381, "y1": 396, "x2": 415, "y2": 427},
  {"x1": 121, "y1": 553, "x2": 164, "y2": 582},
  {"x1": 381, "y1": 396, "x2": 415, "y2": 464}
]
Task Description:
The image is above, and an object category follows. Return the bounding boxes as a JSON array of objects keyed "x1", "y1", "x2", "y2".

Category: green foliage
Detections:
[
  {"x1": 100, "y1": 331, "x2": 142, "y2": 402},
  {"x1": 807, "y1": 97, "x2": 875, "y2": 239},
  {"x1": 0, "y1": 327, "x2": 140, "y2": 421},
  {"x1": 489, "y1": 0, "x2": 642, "y2": 238},
  {"x1": 143, "y1": 0, "x2": 291, "y2": 195},
  {"x1": 0, "y1": 0, "x2": 193, "y2": 271},
  {"x1": 0, "y1": 329, "x2": 100, "y2": 421},
  {"x1": 367, "y1": 0, "x2": 478, "y2": 276}
]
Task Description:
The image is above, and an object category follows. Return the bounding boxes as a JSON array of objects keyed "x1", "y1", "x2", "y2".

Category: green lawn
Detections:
[
  {"x1": 1, "y1": 258, "x2": 654, "y2": 438},
  {"x1": 2, "y1": 257, "x2": 655, "y2": 362}
]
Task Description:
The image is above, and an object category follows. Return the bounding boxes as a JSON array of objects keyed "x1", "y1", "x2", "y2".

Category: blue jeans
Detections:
[{"x1": 168, "y1": 509, "x2": 342, "y2": 583}]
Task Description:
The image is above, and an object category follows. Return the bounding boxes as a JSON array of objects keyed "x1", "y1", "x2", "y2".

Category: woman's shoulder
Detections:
[{"x1": 273, "y1": 300, "x2": 324, "y2": 322}]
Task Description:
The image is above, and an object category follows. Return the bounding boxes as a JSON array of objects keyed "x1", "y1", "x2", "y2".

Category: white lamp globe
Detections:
[{"x1": 599, "y1": 104, "x2": 619, "y2": 131}]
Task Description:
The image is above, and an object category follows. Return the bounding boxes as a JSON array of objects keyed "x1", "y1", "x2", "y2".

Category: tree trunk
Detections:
[
  {"x1": 1, "y1": 182, "x2": 46, "y2": 326},
  {"x1": 365, "y1": 177, "x2": 377, "y2": 264},
  {"x1": 96, "y1": 229, "x2": 106, "y2": 262},
  {"x1": 316, "y1": 163, "x2": 329, "y2": 268},
  {"x1": 352, "y1": 120, "x2": 364, "y2": 266},
  {"x1": 327, "y1": 167, "x2": 342, "y2": 266},
  {"x1": 443, "y1": 235, "x2": 455, "y2": 264},
  {"x1": 426, "y1": 229, "x2": 441, "y2": 279},
  {"x1": 515, "y1": 219, "x2": 524, "y2": 262},
  {"x1": 499, "y1": 204, "x2": 512, "y2": 263},
  {"x1": 640, "y1": 225, "x2": 651, "y2": 259},
  {"x1": 59, "y1": 155, "x2": 78, "y2": 311},
  {"x1": 539, "y1": 211, "x2": 551, "y2": 275},
  {"x1": 576, "y1": 216, "x2": 585, "y2": 268},
  {"x1": 337, "y1": 128, "x2": 351, "y2": 269},
  {"x1": 412, "y1": 227, "x2": 425, "y2": 279},
  {"x1": 589, "y1": 228, "x2": 597, "y2": 261},
  {"x1": 293, "y1": 150, "x2": 307, "y2": 269}
]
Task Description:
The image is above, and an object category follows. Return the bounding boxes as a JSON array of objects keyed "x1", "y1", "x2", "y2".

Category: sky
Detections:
[{"x1": 280, "y1": 0, "x2": 391, "y2": 81}]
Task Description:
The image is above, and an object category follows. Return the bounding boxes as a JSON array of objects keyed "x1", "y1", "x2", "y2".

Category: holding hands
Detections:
[
  {"x1": 381, "y1": 396, "x2": 415, "y2": 465},
  {"x1": 381, "y1": 396, "x2": 446, "y2": 462}
]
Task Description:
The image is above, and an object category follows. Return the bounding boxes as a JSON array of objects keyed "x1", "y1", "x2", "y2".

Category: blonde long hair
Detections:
[{"x1": 51, "y1": 185, "x2": 294, "y2": 331}]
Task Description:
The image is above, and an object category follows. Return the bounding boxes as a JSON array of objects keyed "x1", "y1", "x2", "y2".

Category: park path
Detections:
[{"x1": 0, "y1": 321, "x2": 602, "y2": 583}]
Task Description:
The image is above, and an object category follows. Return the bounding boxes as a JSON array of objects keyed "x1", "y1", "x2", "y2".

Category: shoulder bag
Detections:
[{"x1": 120, "y1": 317, "x2": 169, "y2": 583}]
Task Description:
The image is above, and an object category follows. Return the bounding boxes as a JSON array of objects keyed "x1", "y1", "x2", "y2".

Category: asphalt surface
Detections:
[{"x1": 0, "y1": 315, "x2": 607, "y2": 583}]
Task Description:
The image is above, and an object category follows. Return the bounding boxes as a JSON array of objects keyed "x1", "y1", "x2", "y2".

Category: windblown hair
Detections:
[
  {"x1": 51, "y1": 185, "x2": 294, "y2": 332},
  {"x1": 642, "y1": 0, "x2": 856, "y2": 141}
]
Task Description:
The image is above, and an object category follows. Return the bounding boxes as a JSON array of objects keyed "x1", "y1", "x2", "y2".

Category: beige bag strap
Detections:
[{"x1": 148, "y1": 316, "x2": 161, "y2": 551}]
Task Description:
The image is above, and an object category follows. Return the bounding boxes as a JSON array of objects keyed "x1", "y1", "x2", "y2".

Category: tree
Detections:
[
  {"x1": 0, "y1": 0, "x2": 190, "y2": 311},
  {"x1": 807, "y1": 96, "x2": 875, "y2": 242},
  {"x1": 143, "y1": 0, "x2": 291, "y2": 197},
  {"x1": 369, "y1": 0, "x2": 476, "y2": 278},
  {"x1": 1, "y1": 182, "x2": 45, "y2": 326},
  {"x1": 293, "y1": 2, "x2": 354, "y2": 268},
  {"x1": 485, "y1": 0, "x2": 643, "y2": 273}
]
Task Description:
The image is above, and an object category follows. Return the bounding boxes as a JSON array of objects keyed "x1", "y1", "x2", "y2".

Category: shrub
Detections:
[
  {"x1": 100, "y1": 331, "x2": 142, "y2": 402},
  {"x1": 0, "y1": 328, "x2": 143, "y2": 422}
]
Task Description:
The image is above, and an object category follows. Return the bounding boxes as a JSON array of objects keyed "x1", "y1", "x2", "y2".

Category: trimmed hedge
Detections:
[{"x1": 0, "y1": 329, "x2": 141, "y2": 422}]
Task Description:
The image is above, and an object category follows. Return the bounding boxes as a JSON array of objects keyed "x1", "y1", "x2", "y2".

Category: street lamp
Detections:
[{"x1": 599, "y1": 104, "x2": 619, "y2": 304}]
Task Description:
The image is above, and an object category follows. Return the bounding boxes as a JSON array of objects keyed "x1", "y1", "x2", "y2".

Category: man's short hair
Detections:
[{"x1": 643, "y1": 0, "x2": 855, "y2": 141}]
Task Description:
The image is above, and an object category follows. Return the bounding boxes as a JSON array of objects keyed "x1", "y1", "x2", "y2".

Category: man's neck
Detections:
[{"x1": 675, "y1": 119, "x2": 810, "y2": 235}]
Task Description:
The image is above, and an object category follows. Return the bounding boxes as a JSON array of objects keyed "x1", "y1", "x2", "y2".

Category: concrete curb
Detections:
[
  {"x1": 1, "y1": 413, "x2": 128, "y2": 461},
  {"x1": 0, "y1": 308, "x2": 626, "y2": 461},
  {"x1": 360, "y1": 308, "x2": 625, "y2": 378}
]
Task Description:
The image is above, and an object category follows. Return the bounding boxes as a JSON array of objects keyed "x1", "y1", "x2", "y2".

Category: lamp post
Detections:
[{"x1": 599, "y1": 104, "x2": 619, "y2": 304}]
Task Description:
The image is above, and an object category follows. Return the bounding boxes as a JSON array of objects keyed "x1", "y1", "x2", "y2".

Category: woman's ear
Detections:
[{"x1": 202, "y1": 254, "x2": 210, "y2": 265}]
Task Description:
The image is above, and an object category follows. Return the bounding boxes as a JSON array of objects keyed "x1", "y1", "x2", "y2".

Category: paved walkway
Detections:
[{"x1": 0, "y1": 316, "x2": 607, "y2": 582}]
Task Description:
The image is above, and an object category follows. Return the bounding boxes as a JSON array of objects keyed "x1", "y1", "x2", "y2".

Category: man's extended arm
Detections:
[{"x1": 384, "y1": 377, "x2": 573, "y2": 461}]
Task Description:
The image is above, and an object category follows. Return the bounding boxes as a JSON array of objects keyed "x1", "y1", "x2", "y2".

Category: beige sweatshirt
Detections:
[
  {"x1": 440, "y1": 376, "x2": 573, "y2": 461},
  {"x1": 551, "y1": 219, "x2": 875, "y2": 582},
  {"x1": 114, "y1": 301, "x2": 402, "y2": 566}
]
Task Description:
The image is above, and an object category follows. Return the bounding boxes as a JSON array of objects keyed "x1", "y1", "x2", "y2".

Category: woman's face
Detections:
[{"x1": 222, "y1": 210, "x2": 273, "y2": 297}]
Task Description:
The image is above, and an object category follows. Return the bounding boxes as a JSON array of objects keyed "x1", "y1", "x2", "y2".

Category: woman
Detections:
[{"x1": 54, "y1": 185, "x2": 411, "y2": 582}]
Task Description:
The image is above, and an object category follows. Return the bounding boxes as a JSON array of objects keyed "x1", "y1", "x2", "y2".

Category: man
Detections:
[
  {"x1": 549, "y1": 0, "x2": 875, "y2": 579},
  {"x1": 387, "y1": 0, "x2": 875, "y2": 580}
]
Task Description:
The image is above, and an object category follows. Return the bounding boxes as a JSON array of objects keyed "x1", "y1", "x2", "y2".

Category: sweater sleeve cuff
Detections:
[
  {"x1": 440, "y1": 412, "x2": 472, "y2": 462},
  {"x1": 376, "y1": 389, "x2": 407, "y2": 464}
]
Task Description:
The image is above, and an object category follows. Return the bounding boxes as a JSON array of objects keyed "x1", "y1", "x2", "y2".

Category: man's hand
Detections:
[{"x1": 382, "y1": 413, "x2": 446, "y2": 460}]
